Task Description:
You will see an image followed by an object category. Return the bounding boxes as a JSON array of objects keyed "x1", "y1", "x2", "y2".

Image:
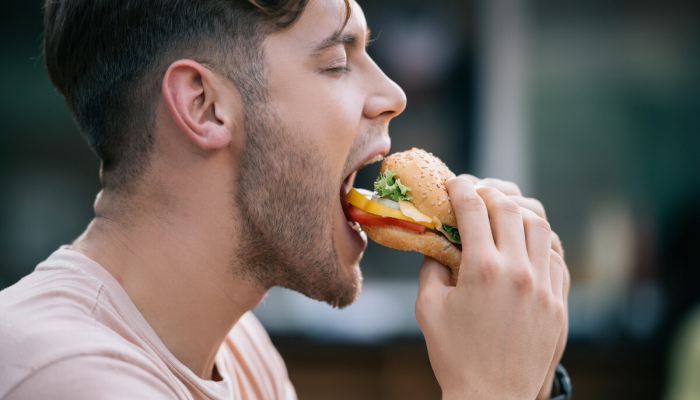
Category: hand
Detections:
[
  {"x1": 474, "y1": 177, "x2": 571, "y2": 399},
  {"x1": 415, "y1": 175, "x2": 567, "y2": 399}
]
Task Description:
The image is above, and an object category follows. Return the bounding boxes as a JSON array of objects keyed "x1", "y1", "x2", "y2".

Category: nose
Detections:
[{"x1": 363, "y1": 57, "x2": 407, "y2": 121}]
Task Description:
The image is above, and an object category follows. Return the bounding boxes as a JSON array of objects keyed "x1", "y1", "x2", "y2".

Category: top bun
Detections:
[{"x1": 380, "y1": 148, "x2": 457, "y2": 227}]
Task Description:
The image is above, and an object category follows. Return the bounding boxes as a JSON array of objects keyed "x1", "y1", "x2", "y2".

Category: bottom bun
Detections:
[{"x1": 362, "y1": 225, "x2": 461, "y2": 280}]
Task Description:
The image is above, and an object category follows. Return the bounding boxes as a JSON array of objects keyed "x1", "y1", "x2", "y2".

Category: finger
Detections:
[
  {"x1": 446, "y1": 176, "x2": 497, "y2": 262},
  {"x1": 475, "y1": 186, "x2": 527, "y2": 256},
  {"x1": 551, "y1": 231, "x2": 564, "y2": 258},
  {"x1": 416, "y1": 257, "x2": 451, "y2": 326},
  {"x1": 418, "y1": 256, "x2": 453, "y2": 290},
  {"x1": 561, "y1": 254, "x2": 570, "y2": 300},
  {"x1": 549, "y1": 249, "x2": 565, "y2": 301},
  {"x1": 508, "y1": 196, "x2": 546, "y2": 219},
  {"x1": 457, "y1": 174, "x2": 480, "y2": 184},
  {"x1": 477, "y1": 178, "x2": 522, "y2": 196},
  {"x1": 521, "y1": 207, "x2": 552, "y2": 287}
]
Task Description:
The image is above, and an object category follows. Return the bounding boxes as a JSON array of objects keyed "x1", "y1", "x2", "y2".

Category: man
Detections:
[{"x1": 0, "y1": 0, "x2": 570, "y2": 399}]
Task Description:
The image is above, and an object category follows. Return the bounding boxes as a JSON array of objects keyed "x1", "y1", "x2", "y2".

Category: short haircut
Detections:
[{"x1": 43, "y1": 0, "x2": 350, "y2": 191}]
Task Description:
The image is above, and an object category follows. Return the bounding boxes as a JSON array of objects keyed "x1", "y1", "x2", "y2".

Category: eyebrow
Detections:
[{"x1": 311, "y1": 28, "x2": 372, "y2": 55}]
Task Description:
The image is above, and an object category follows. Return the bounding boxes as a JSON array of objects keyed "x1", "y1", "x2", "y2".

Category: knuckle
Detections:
[
  {"x1": 531, "y1": 216, "x2": 552, "y2": 234},
  {"x1": 458, "y1": 173, "x2": 480, "y2": 183},
  {"x1": 512, "y1": 265, "x2": 535, "y2": 292},
  {"x1": 563, "y1": 265, "x2": 571, "y2": 292},
  {"x1": 459, "y1": 193, "x2": 486, "y2": 212},
  {"x1": 553, "y1": 300, "x2": 566, "y2": 327},
  {"x1": 551, "y1": 230, "x2": 561, "y2": 243},
  {"x1": 504, "y1": 180, "x2": 522, "y2": 195},
  {"x1": 537, "y1": 288, "x2": 551, "y2": 308},
  {"x1": 496, "y1": 198, "x2": 522, "y2": 216},
  {"x1": 476, "y1": 185, "x2": 499, "y2": 196},
  {"x1": 550, "y1": 249, "x2": 564, "y2": 268},
  {"x1": 529, "y1": 198, "x2": 546, "y2": 217},
  {"x1": 480, "y1": 178, "x2": 501, "y2": 187},
  {"x1": 551, "y1": 231, "x2": 564, "y2": 252},
  {"x1": 476, "y1": 256, "x2": 502, "y2": 284}
]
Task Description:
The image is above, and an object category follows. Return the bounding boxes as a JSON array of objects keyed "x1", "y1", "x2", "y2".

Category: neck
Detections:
[{"x1": 71, "y1": 185, "x2": 266, "y2": 380}]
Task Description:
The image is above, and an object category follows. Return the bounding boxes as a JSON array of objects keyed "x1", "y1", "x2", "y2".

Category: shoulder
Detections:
[
  {"x1": 0, "y1": 264, "x2": 105, "y2": 371},
  {"x1": 0, "y1": 259, "x2": 174, "y2": 398},
  {"x1": 5, "y1": 355, "x2": 179, "y2": 400}
]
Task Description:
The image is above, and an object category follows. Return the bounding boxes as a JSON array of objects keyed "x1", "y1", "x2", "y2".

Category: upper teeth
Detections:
[{"x1": 362, "y1": 154, "x2": 384, "y2": 167}]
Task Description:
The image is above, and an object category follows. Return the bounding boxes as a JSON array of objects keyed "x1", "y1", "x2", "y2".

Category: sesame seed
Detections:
[
  {"x1": 431, "y1": 201, "x2": 435, "y2": 205},
  {"x1": 448, "y1": 209, "x2": 451, "y2": 214}
]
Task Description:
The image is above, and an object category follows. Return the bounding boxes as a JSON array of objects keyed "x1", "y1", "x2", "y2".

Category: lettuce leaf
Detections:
[
  {"x1": 374, "y1": 170, "x2": 412, "y2": 202},
  {"x1": 442, "y1": 224, "x2": 461, "y2": 244}
]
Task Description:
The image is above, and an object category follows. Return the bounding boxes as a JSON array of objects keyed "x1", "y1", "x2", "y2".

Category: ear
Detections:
[{"x1": 162, "y1": 60, "x2": 241, "y2": 150}]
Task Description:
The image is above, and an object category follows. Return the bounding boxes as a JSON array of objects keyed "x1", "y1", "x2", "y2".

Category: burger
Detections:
[{"x1": 344, "y1": 148, "x2": 462, "y2": 278}]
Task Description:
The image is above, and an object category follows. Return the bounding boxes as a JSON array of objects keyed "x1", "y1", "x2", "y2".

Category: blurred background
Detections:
[{"x1": 2, "y1": 0, "x2": 700, "y2": 399}]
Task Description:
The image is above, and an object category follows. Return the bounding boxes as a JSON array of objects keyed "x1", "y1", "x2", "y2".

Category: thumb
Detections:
[
  {"x1": 418, "y1": 256, "x2": 452, "y2": 294},
  {"x1": 416, "y1": 257, "x2": 451, "y2": 328}
]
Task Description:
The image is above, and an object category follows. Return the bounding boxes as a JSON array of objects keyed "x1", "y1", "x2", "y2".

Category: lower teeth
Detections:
[{"x1": 348, "y1": 220, "x2": 363, "y2": 232}]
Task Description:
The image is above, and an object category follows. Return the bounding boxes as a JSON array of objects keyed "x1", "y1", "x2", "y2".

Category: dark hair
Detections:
[{"x1": 43, "y1": 0, "x2": 350, "y2": 191}]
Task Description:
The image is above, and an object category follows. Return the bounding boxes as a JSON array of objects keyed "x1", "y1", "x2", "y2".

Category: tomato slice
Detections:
[{"x1": 348, "y1": 205, "x2": 426, "y2": 233}]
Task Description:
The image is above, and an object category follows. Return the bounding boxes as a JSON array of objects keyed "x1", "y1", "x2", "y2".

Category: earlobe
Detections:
[{"x1": 162, "y1": 60, "x2": 239, "y2": 151}]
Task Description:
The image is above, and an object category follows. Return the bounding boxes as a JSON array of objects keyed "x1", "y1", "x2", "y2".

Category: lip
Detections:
[
  {"x1": 341, "y1": 137, "x2": 391, "y2": 186},
  {"x1": 339, "y1": 137, "x2": 391, "y2": 220},
  {"x1": 336, "y1": 137, "x2": 391, "y2": 257}
]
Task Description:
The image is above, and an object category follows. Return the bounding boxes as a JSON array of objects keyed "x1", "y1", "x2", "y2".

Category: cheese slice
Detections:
[
  {"x1": 346, "y1": 188, "x2": 437, "y2": 229},
  {"x1": 398, "y1": 201, "x2": 434, "y2": 225}
]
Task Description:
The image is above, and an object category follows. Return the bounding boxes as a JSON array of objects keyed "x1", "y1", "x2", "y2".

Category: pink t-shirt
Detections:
[{"x1": 0, "y1": 247, "x2": 297, "y2": 400}]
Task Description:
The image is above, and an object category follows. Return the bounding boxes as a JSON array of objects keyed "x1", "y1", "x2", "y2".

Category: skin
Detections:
[
  {"x1": 71, "y1": 0, "x2": 404, "y2": 381},
  {"x1": 69, "y1": 0, "x2": 569, "y2": 397},
  {"x1": 417, "y1": 176, "x2": 569, "y2": 399},
  {"x1": 466, "y1": 176, "x2": 570, "y2": 399}
]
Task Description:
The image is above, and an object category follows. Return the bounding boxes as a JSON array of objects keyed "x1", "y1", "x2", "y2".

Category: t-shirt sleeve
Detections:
[{"x1": 6, "y1": 355, "x2": 179, "y2": 400}]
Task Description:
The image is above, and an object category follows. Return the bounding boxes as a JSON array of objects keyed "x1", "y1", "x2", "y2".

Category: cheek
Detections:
[{"x1": 273, "y1": 77, "x2": 364, "y2": 160}]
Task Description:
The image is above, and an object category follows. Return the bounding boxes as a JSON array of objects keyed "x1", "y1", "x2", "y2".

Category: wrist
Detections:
[
  {"x1": 441, "y1": 380, "x2": 495, "y2": 400},
  {"x1": 536, "y1": 370, "x2": 556, "y2": 399}
]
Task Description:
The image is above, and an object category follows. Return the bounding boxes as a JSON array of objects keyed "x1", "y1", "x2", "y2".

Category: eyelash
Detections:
[{"x1": 324, "y1": 66, "x2": 350, "y2": 75}]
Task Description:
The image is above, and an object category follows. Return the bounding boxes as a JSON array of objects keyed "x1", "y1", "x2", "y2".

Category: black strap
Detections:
[{"x1": 549, "y1": 364, "x2": 572, "y2": 400}]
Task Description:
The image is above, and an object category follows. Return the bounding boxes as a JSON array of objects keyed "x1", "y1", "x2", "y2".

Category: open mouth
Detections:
[{"x1": 340, "y1": 154, "x2": 385, "y2": 232}]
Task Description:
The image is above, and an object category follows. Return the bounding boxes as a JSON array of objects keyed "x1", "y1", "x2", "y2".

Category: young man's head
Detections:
[{"x1": 44, "y1": 0, "x2": 406, "y2": 308}]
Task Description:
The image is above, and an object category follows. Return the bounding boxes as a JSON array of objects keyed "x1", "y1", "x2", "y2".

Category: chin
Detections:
[{"x1": 329, "y1": 262, "x2": 363, "y2": 309}]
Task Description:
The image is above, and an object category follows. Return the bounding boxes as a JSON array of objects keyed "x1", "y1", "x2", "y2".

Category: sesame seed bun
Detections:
[
  {"x1": 359, "y1": 148, "x2": 462, "y2": 278},
  {"x1": 362, "y1": 225, "x2": 460, "y2": 279},
  {"x1": 380, "y1": 148, "x2": 457, "y2": 227}
]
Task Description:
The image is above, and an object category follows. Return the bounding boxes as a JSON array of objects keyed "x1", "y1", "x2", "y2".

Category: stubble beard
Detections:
[{"x1": 234, "y1": 101, "x2": 362, "y2": 308}]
